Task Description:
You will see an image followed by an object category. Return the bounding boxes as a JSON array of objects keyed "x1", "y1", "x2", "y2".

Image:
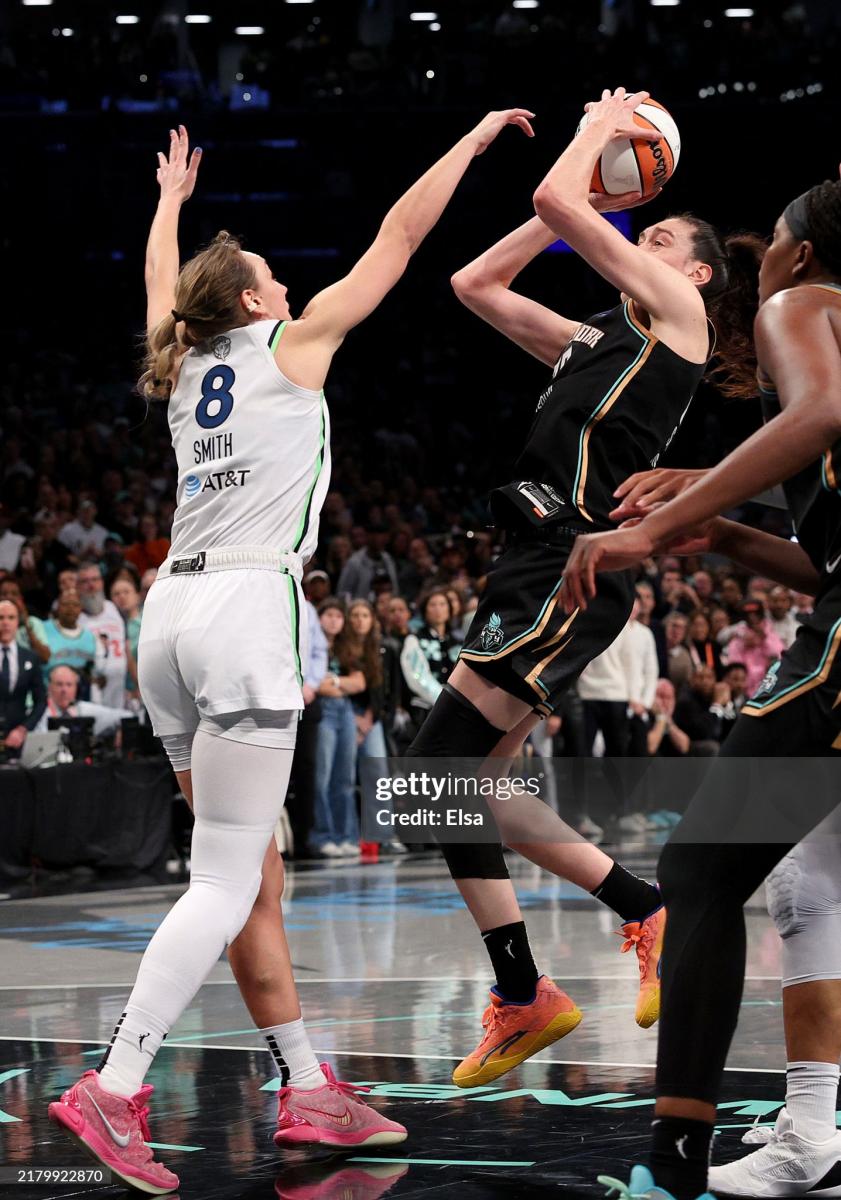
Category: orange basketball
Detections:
[{"x1": 576, "y1": 97, "x2": 681, "y2": 197}]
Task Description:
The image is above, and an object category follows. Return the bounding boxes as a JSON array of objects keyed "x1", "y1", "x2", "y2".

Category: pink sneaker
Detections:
[
  {"x1": 48, "y1": 1069, "x2": 178, "y2": 1195},
  {"x1": 273, "y1": 1064, "x2": 407, "y2": 1150}
]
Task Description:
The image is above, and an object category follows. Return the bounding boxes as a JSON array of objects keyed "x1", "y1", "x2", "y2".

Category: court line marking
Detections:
[
  {"x1": 0, "y1": 975, "x2": 784, "y2": 989},
  {"x1": 0, "y1": 1035, "x2": 786, "y2": 1073}
]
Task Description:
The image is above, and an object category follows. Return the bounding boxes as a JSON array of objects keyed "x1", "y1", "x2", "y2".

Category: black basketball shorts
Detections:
[{"x1": 459, "y1": 531, "x2": 636, "y2": 716}]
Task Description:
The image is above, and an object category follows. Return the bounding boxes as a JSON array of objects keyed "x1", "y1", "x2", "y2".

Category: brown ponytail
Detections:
[
  {"x1": 675, "y1": 214, "x2": 767, "y2": 401},
  {"x1": 138, "y1": 231, "x2": 259, "y2": 401}
]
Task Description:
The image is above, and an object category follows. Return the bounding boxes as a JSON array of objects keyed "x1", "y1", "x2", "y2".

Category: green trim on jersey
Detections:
[
  {"x1": 269, "y1": 320, "x2": 288, "y2": 352},
  {"x1": 287, "y1": 575, "x2": 303, "y2": 687},
  {"x1": 743, "y1": 616, "x2": 841, "y2": 712},
  {"x1": 292, "y1": 390, "x2": 327, "y2": 553}
]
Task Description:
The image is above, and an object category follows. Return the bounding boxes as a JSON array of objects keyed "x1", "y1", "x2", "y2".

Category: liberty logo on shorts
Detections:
[
  {"x1": 480, "y1": 612, "x2": 505, "y2": 652},
  {"x1": 753, "y1": 659, "x2": 782, "y2": 699},
  {"x1": 211, "y1": 335, "x2": 231, "y2": 361}
]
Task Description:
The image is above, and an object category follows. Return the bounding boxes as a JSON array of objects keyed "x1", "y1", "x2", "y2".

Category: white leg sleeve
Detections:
[
  {"x1": 767, "y1": 807, "x2": 841, "y2": 987},
  {"x1": 116, "y1": 729, "x2": 294, "y2": 1035}
]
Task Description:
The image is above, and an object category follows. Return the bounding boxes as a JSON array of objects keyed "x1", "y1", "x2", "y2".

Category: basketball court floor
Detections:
[{"x1": 0, "y1": 853, "x2": 787, "y2": 1198}]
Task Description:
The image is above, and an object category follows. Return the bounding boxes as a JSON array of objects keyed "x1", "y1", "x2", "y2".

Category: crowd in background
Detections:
[{"x1": 0, "y1": 403, "x2": 814, "y2": 852}]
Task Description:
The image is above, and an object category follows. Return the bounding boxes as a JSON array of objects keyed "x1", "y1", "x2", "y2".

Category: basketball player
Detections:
[
  {"x1": 560, "y1": 179, "x2": 841, "y2": 1199},
  {"x1": 48, "y1": 111, "x2": 535, "y2": 1194},
  {"x1": 406, "y1": 88, "x2": 764, "y2": 1087}
]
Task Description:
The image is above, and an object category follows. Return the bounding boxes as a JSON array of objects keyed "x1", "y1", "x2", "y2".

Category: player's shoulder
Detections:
[{"x1": 758, "y1": 284, "x2": 836, "y2": 323}]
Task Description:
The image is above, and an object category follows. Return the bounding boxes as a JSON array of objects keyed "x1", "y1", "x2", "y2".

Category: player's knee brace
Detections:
[
  {"x1": 406, "y1": 684, "x2": 506, "y2": 758},
  {"x1": 440, "y1": 841, "x2": 510, "y2": 880},
  {"x1": 767, "y1": 840, "x2": 841, "y2": 985},
  {"x1": 405, "y1": 686, "x2": 510, "y2": 880},
  {"x1": 224, "y1": 868, "x2": 264, "y2": 947},
  {"x1": 160, "y1": 731, "x2": 195, "y2": 772}
]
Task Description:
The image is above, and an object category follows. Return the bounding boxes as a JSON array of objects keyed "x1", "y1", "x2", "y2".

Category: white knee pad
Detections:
[
  {"x1": 767, "y1": 827, "x2": 841, "y2": 986},
  {"x1": 160, "y1": 731, "x2": 195, "y2": 772},
  {"x1": 198, "y1": 709, "x2": 299, "y2": 750}
]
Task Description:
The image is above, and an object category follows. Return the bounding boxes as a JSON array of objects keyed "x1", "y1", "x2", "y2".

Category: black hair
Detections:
[
  {"x1": 672, "y1": 213, "x2": 767, "y2": 401},
  {"x1": 803, "y1": 180, "x2": 841, "y2": 276}
]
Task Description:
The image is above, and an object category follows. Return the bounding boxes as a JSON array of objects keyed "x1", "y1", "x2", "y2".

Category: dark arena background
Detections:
[{"x1": 1, "y1": 2, "x2": 840, "y2": 1198}]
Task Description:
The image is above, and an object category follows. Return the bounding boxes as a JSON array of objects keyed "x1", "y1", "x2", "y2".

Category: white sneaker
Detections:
[
  {"x1": 386, "y1": 840, "x2": 408, "y2": 854},
  {"x1": 338, "y1": 841, "x2": 360, "y2": 857},
  {"x1": 708, "y1": 1109, "x2": 841, "y2": 1197},
  {"x1": 320, "y1": 841, "x2": 343, "y2": 858},
  {"x1": 577, "y1": 816, "x2": 603, "y2": 843}
]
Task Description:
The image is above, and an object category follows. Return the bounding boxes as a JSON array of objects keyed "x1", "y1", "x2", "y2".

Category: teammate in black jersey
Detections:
[
  {"x1": 561, "y1": 180, "x2": 841, "y2": 1200},
  {"x1": 405, "y1": 88, "x2": 764, "y2": 1087}
]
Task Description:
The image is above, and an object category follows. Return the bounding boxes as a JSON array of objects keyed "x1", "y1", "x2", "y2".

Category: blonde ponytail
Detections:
[{"x1": 138, "y1": 232, "x2": 258, "y2": 401}]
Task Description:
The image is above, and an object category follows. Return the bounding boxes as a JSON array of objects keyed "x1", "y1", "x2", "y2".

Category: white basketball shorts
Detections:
[{"x1": 138, "y1": 567, "x2": 307, "y2": 737}]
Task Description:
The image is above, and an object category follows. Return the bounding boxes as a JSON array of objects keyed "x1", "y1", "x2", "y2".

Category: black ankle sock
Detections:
[
  {"x1": 649, "y1": 1116, "x2": 713, "y2": 1200},
  {"x1": 481, "y1": 921, "x2": 539, "y2": 1002},
  {"x1": 591, "y1": 861, "x2": 661, "y2": 924}
]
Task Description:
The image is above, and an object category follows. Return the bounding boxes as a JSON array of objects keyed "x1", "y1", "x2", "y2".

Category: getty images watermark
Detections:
[{"x1": 358, "y1": 756, "x2": 841, "y2": 846}]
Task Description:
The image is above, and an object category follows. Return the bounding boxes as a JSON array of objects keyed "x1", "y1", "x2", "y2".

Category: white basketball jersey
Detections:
[{"x1": 166, "y1": 319, "x2": 330, "y2": 561}]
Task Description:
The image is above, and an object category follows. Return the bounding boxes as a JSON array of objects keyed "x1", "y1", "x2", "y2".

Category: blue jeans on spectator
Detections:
[
  {"x1": 311, "y1": 696, "x2": 359, "y2": 849},
  {"x1": 358, "y1": 720, "x2": 388, "y2": 760}
]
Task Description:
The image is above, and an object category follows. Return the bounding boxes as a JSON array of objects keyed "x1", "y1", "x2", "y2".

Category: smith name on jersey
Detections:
[{"x1": 166, "y1": 319, "x2": 331, "y2": 563}]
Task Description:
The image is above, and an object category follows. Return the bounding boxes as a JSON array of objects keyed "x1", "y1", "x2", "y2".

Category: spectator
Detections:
[
  {"x1": 123, "y1": 513, "x2": 171, "y2": 575},
  {"x1": 139, "y1": 567, "x2": 158, "y2": 603},
  {"x1": 647, "y1": 678, "x2": 690, "y2": 756},
  {"x1": 445, "y1": 586, "x2": 468, "y2": 642},
  {"x1": 635, "y1": 579, "x2": 667, "y2": 677},
  {"x1": 690, "y1": 569, "x2": 715, "y2": 609},
  {"x1": 709, "y1": 605, "x2": 730, "y2": 641},
  {"x1": 41, "y1": 591, "x2": 102, "y2": 692},
  {"x1": 35, "y1": 664, "x2": 132, "y2": 739},
  {"x1": 723, "y1": 600, "x2": 785, "y2": 696},
  {"x1": 664, "y1": 611, "x2": 693, "y2": 691},
  {"x1": 674, "y1": 665, "x2": 730, "y2": 755},
  {"x1": 286, "y1": 600, "x2": 327, "y2": 858},
  {"x1": 110, "y1": 574, "x2": 143, "y2": 698},
  {"x1": 387, "y1": 596, "x2": 412, "y2": 639},
  {"x1": 767, "y1": 585, "x2": 799, "y2": 649},
  {"x1": 325, "y1": 535, "x2": 352, "y2": 582},
  {"x1": 311, "y1": 599, "x2": 366, "y2": 858},
  {"x1": 719, "y1": 574, "x2": 745, "y2": 621},
  {"x1": 303, "y1": 569, "x2": 331, "y2": 607},
  {"x1": 722, "y1": 661, "x2": 749, "y2": 715},
  {"x1": 58, "y1": 499, "x2": 109, "y2": 560},
  {"x1": 374, "y1": 588, "x2": 393, "y2": 631},
  {"x1": 578, "y1": 617, "x2": 635, "y2": 756},
  {"x1": 792, "y1": 591, "x2": 815, "y2": 621},
  {"x1": 0, "y1": 599, "x2": 47, "y2": 758},
  {"x1": 399, "y1": 590, "x2": 459, "y2": 730},
  {"x1": 398, "y1": 536, "x2": 436, "y2": 600},
  {"x1": 0, "y1": 580, "x2": 50, "y2": 664},
  {"x1": 626, "y1": 599, "x2": 659, "y2": 756},
  {"x1": 687, "y1": 610, "x2": 723, "y2": 678},
  {"x1": 347, "y1": 600, "x2": 387, "y2": 759},
  {"x1": 76, "y1": 560, "x2": 128, "y2": 708},
  {"x1": 0, "y1": 503, "x2": 24, "y2": 573},
  {"x1": 54, "y1": 568, "x2": 79, "y2": 606},
  {"x1": 336, "y1": 526, "x2": 399, "y2": 600},
  {"x1": 656, "y1": 567, "x2": 700, "y2": 617}
]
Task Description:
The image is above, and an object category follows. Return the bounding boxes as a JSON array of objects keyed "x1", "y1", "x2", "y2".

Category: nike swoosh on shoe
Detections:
[{"x1": 85, "y1": 1090, "x2": 131, "y2": 1148}]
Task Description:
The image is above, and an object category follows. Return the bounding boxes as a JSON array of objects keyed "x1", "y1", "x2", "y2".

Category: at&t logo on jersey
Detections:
[{"x1": 183, "y1": 469, "x2": 252, "y2": 500}]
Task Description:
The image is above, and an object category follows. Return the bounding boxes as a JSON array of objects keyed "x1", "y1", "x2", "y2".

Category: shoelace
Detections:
[
  {"x1": 328, "y1": 1078, "x2": 372, "y2": 1103},
  {"x1": 478, "y1": 1002, "x2": 504, "y2": 1047},
  {"x1": 617, "y1": 924, "x2": 650, "y2": 975},
  {"x1": 127, "y1": 1085, "x2": 155, "y2": 1150}
]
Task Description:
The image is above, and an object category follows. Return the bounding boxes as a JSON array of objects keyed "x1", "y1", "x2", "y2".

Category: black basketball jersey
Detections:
[
  {"x1": 758, "y1": 283, "x2": 841, "y2": 587},
  {"x1": 491, "y1": 300, "x2": 708, "y2": 531}
]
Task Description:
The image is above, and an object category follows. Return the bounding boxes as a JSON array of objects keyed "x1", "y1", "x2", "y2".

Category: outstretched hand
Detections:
[
  {"x1": 157, "y1": 124, "x2": 202, "y2": 203},
  {"x1": 467, "y1": 109, "x2": 536, "y2": 156},
  {"x1": 610, "y1": 467, "x2": 709, "y2": 521},
  {"x1": 582, "y1": 87, "x2": 661, "y2": 145},
  {"x1": 560, "y1": 525, "x2": 656, "y2": 614}
]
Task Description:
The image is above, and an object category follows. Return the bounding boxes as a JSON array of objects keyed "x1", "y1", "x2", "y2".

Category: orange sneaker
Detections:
[
  {"x1": 452, "y1": 976, "x2": 582, "y2": 1089},
  {"x1": 618, "y1": 904, "x2": 665, "y2": 1029}
]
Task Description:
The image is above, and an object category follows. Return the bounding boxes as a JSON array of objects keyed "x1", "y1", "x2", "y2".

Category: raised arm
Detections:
[
  {"x1": 281, "y1": 110, "x2": 534, "y2": 373},
  {"x1": 533, "y1": 89, "x2": 705, "y2": 344},
  {"x1": 452, "y1": 187, "x2": 658, "y2": 366},
  {"x1": 145, "y1": 125, "x2": 202, "y2": 334},
  {"x1": 451, "y1": 217, "x2": 578, "y2": 366}
]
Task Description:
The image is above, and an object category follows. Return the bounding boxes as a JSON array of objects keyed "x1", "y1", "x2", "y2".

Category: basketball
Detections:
[{"x1": 577, "y1": 96, "x2": 680, "y2": 197}]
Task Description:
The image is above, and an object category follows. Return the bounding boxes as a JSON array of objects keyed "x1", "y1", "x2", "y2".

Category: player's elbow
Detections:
[
  {"x1": 533, "y1": 182, "x2": 576, "y2": 231},
  {"x1": 451, "y1": 268, "x2": 485, "y2": 301}
]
